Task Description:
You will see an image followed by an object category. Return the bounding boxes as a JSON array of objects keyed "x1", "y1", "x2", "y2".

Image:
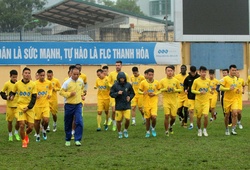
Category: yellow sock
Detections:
[{"x1": 97, "y1": 115, "x2": 102, "y2": 128}]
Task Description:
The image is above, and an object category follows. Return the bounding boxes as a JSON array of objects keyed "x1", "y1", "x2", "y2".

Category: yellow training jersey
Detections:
[
  {"x1": 60, "y1": 77, "x2": 84, "y2": 104},
  {"x1": 95, "y1": 77, "x2": 110, "y2": 100},
  {"x1": 130, "y1": 74, "x2": 145, "y2": 96},
  {"x1": 1, "y1": 80, "x2": 18, "y2": 107},
  {"x1": 47, "y1": 77, "x2": 61, "y2": 103},
  {"x1": 35, "y1": 80, "x2": 52, "y2": 108},
  {"x1": 79, "y1": 73, "x2": 87, "y2": 84},
  {"x1": 139, "y1": 79, "x2": 160, "y2": 107},
  {"x1": 236, "y1": 78, "x2": 245, "y2": 99},
  {"x1": 160, "y1": 77, "x2": 181, "y2": 104},
  {"x1": 247, "y1": 75, "x2": 250, "y2": 85},
  {"x1": 174, "y1": 73, "x2": 188, "y2": 99},
  {"x1": 12, "y1": 80, "x2": 37, "y2": 109},
  {"x1": 191, "y1": 77, "x2": 211, "y2": 103},
  {"x1": 220, "y1": 75, "x2": 238, "y2": 102},
  {"x1": 108, "y1": 71, "x2": 130, "y2": 85},
  {"x1": 209, "y1": 78, "x2": 220, "y2": 98}
]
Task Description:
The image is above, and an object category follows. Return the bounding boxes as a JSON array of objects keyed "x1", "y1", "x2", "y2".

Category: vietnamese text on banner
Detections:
[{"x1": 0, "y1": 42, "x2": 181, "y2": 65}]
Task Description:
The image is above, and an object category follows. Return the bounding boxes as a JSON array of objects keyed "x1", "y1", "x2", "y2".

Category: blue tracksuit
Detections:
[{"x1": 64, "y1": 103, "x2": 83, "y2": 141}]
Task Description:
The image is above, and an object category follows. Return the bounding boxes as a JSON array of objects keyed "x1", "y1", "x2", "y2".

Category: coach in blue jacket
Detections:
[{"x1": 110, "y1": 72, "x2": 135, "y2": 139}]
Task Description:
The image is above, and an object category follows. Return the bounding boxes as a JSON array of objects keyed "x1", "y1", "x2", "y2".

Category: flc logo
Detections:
[
  {"x1": 19, "y1": 91, "x2": 31, "y2": 96},
  {"x1": 38, "y1": 91, "x2": 47, "y2": 96},
  {"x1": 154, "y1": 43, "x2": 181, "y2": 65},
  {"x1": 158, "y1": 49, "x2": 168, "y2": 54},
  {"x1": 99, "y1": 86, "x2": 107, "y2": 90}
]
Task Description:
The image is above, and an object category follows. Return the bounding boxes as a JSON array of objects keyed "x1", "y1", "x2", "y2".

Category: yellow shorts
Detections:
[
  {"x1": 110, "y1": 97, "x2": 115, "y2": 107},
  {"x1": 34, "y1": 107, "x2": 50, "y2": 120},
  {"x1": 6, "y1": 107, "x2": 18, "y2": 121},
  {"x1": 16, "y1": 106, "x2": 35, "y2": 123},
  {"x1": 97, "y1": 99, "x2": 110, "y2": 112},
  {"x1": 237, "y1": 98, "x2": 242, "y2": 110},
  {"x1": 188, "y1": 99, "x2": 195, "y2": 110},
  {"x1": 194, "y1": 101, "x2": 209, "y2": 118},
  {"x1": 115, "y1": 110, "x2": 131, "y2": 121},
  {"x1": 209, "y1": 95, "x2": 218, "y2": 108},
  {"x1": 177, "y1": 97, "x2": 188, "y2": 108},
  {"x1": 131, "y1": 95, "x2": 143, "y2": 107},
  {"x1": 224, "y1": 100, "x2": 238, "y2": 113},
  {"x1": 144, "y1": 107, "x2": 158, "y2": 119},
  {"x1": 163, "y1": 102, "x2": 177, "y2": 116},
  {"x1": 49, "y1": 101, "x2": 58, "y2": 115}
]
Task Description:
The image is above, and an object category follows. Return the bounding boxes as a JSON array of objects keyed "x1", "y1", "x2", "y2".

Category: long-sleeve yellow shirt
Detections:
[
  {"x1": 1, "y1": 80, "x2": 18, "y2": 107},
  {"x1": 47, "y1": 77, "x2": 61, "y2": 103},
  {"x1": 60, "y1": 77, "x2": 84, "y2": 104}
]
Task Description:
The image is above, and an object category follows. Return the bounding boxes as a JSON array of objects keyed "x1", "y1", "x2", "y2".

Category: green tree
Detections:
[
  {"x1": 103, "y1": 0, "x2": 144, "y2": 15},
  {"x1": 102, "y1": 0, "x2": 115, "y2": 7},
  {"x1": 0, "y1": 0, "x2": 47, "y2": 32}
]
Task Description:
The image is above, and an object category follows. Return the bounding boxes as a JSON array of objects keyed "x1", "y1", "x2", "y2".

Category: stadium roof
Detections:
[{"x1": 33, "y1": 0, "x2": 171, "y2": 29}]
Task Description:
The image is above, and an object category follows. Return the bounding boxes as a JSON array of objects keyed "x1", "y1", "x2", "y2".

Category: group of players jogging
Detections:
[{"x1": 0, "y1": 61, "x2": 245, "y2": 147}]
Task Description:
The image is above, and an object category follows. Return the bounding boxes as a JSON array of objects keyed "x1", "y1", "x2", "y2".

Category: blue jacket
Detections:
[{"x1": 110, "y1": 72, "x2": 135, "y2": 111}]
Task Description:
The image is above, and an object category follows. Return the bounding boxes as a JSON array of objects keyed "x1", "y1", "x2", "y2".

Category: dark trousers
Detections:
[{"x1": 64, "y1": 103, "x2": 83, "y2": 141}]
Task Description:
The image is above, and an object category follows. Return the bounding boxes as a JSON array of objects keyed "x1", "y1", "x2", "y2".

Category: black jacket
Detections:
[
  {"x1": 183, "y1": 72, "x2": 200, "y2": 100},
  {"x1": 110, "y1": 72, "x2": 135, "y2": 111}
]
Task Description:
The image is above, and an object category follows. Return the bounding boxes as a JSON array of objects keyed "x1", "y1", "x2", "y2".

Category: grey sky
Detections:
[{"x1": 45, "y1": 0, "x2": 63, "y2": 7}]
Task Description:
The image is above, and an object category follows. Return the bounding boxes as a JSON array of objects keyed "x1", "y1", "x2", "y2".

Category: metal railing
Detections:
[{"x1": 0, "y1": 26, "x2": 173, "y2": 42}]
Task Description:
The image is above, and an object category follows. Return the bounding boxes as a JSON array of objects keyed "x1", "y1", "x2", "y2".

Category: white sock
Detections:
[
  {"x1": 14, "y1": 130, "x2": 18, "y2": 134},
  {"x1": 53, "y1": 122, "x2": 57, "y2": 126},
  {"x1": 124, "y1": 129, "x2": 127, "y2": 132},
  {"x1": 146, "y1": 131, "x2": 150, "y2": 134},
  {"x1": 42, "y1": 129, "x2": 46, "y2": 133},
  {"x1": 37, "y1": 134, "x2": 40, "y2": 137},
  {"x1": 72, "y1": 130, "x2": 75, "y2": 135},
  {"x1": 203, "y1": 128, "x2": 206, "y2": 131},
  {"x1": 190, "y1": 123, "x2": 193, "y2": 127},
  {"x1": 108, "y1": 118, "x2": 112, "y2": 121},
  {"x1": 9, "y1": 132, "x2": 12, "y2": 136},
  {"x1": 113, "y1": 120, "x2": 116, "y2": 126},
  {"x1": 151, "y1": 127, "x2": 155, "y2": 131}
]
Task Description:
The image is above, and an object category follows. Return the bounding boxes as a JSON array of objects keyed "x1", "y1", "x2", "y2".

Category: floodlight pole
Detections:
[{"x1": 165, "y1": 0, "x2": 168, "y2": 41}]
